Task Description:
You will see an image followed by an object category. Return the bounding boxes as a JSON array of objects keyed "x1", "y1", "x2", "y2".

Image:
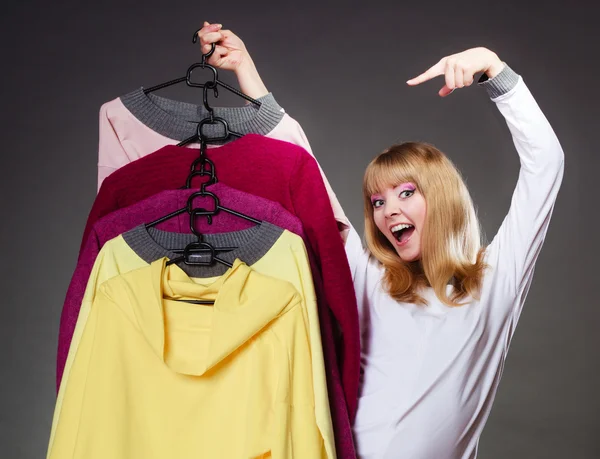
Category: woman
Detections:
[{"x1": 198, "y1": 23, "x2": 564, "y2": 458}]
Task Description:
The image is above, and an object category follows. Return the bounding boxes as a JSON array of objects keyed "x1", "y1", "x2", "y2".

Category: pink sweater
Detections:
[{"x1": 97, "y1": 91, "x2": 348, "y2": 230}]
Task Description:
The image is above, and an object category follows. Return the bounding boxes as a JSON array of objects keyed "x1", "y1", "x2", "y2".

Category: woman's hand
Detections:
[
  {"x1": 406, "y1": 47, "x2": 504, "y2": 97},
  {"x1": 196, "y1": 22, "x2": 268, "y2": 99}
]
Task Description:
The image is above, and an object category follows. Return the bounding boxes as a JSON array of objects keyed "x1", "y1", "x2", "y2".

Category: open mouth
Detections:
[{"x1": 391, "y1": 223, "x2": 415, "y2": 245}]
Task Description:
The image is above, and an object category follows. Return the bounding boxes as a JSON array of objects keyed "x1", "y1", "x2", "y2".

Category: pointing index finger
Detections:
[{"x1": 406, "y1": 59, "x2": 446, "y2": 86}]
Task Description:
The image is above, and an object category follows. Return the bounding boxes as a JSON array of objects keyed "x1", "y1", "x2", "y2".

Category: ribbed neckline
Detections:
[
  {"x1": 120, "y1": 89, "x2": 284, "y2": 143},
  {"x1": 123, "y1": 222, "x2": 284, "y2": 278}
]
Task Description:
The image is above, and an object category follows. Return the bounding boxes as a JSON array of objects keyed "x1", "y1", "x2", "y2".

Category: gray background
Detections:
[{"x1": 1, "y1": 0, "x2": 598, "y2": 457}]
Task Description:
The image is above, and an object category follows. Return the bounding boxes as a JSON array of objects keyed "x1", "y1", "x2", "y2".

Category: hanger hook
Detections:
[
  {"x1": 202, "y1": 82, "x2": 217, "y2": 116},
  {"x1": 193, "y1": 28, "x2": 216, "y2": 64}
]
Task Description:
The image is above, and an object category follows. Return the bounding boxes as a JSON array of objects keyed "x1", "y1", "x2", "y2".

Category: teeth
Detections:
[{"x1": 391, "y1": 223, "x2": 414, "y2": 233}]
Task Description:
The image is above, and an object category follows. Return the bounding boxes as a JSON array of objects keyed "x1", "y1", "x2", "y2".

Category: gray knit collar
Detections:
[
  {"x1": 123, "y1": 222, "x2": 284, "y2": 278},
  {"x1": 120, "y1": 90, "x2": 284, "y2": 143}
]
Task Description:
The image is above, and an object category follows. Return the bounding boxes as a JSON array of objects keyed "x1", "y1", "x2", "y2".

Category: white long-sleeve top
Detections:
[{"x1": 346, "y1": 72, "x2": 565, "y2": 458}]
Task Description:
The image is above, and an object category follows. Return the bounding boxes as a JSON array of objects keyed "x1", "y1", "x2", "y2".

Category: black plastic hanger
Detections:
[
  {"x1": 144, "y1": 30, "x2": 261, "y2": 106},
  {"x1": 145, "y1": 185, "x2": 261, "y2": 239},
  {"x1": 143, "y1": 30, "x2": 262, "y2": 147},
  {"x1": 165, "y1": 204, "x2": 235, "y2": 269}
]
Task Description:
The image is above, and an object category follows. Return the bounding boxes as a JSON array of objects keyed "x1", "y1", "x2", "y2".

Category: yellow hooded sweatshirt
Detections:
[{"x1": 48, "y1": 258, "x2": 326, "y2": 458}]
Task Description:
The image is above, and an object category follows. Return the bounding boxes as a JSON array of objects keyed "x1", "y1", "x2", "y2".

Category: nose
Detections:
[{"x1": 383, "y1": 201, "x2": 401, "y2": 218}]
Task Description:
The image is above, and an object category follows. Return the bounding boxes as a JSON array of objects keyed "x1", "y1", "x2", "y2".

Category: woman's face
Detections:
[{"x1": 371, "y1": 182, "x2": 427, "y2": 262}]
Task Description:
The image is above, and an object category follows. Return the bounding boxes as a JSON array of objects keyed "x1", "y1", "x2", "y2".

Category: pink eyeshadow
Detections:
[{"x1": 397, "y1": 182, "x2": 416, "y2": 192}]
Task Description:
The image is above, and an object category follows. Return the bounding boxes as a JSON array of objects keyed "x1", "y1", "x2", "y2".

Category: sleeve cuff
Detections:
[{"x1": 478, "y1": 63, "x2": 520, "y2": 99}]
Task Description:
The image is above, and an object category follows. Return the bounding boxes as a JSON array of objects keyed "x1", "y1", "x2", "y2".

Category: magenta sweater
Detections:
[{"x1": 76, "y1": 134, "x2": 360, "y2": 423}]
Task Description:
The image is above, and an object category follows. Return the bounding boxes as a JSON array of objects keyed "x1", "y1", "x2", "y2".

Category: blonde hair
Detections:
[{"x1": 363, "y1": 142, "x2": 488, "y2": 307}]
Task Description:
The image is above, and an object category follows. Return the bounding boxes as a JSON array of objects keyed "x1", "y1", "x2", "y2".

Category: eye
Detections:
[
  {"x1": 399, "y1": 189, "x2": 415, "y2": 199},
  {"x1": 372, "y1": 198, "x2": 384, "y2": 208}
]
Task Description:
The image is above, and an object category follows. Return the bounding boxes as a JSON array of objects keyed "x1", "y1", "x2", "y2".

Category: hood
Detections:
[{"x1": 118, "y1": 257, "x2": 299, "y2": 376}]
